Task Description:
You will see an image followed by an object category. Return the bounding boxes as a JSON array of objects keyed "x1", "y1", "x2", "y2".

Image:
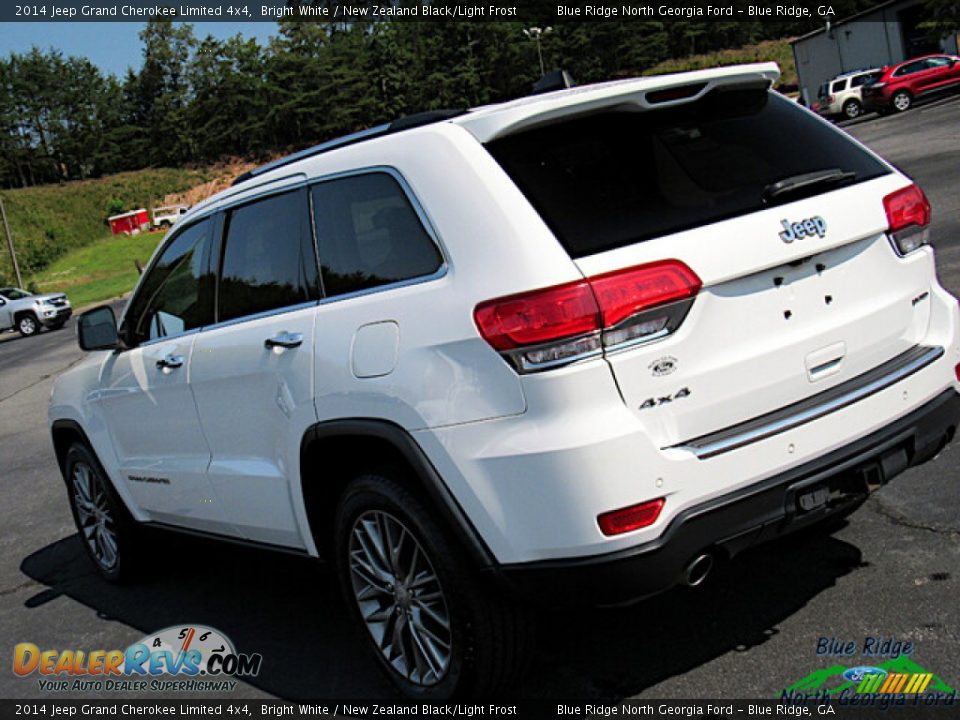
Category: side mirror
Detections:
[{"x1": 78, "y1": 306, "x2": 119, "y2": 351}]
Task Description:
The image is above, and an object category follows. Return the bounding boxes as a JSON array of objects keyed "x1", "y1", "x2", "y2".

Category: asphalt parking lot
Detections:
[{"x1": 1, "y1": 97, "x2": 959, "y2": 702}]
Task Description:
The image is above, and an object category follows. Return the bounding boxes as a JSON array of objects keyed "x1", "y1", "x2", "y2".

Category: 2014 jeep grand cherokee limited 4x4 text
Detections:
[{"x1": 49, "y1": 63, "x2": 960, "y2": 698}]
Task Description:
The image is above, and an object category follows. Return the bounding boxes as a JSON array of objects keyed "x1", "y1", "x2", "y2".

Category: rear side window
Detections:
[
  {"x1": 486, "y1": 88, "x2": 889, "y2": 258},
  {"x1": 128, "y1": 219, "x2": 214, "y2": 345},
  {"x1": 851, "y1": 73, "x2": 879, "y2": 88},
  {"x1": 311, "y1": 173, "x2": 443, "y2": 298},
  {"x1": 831, "y1": 79, "x2": 847, "y2": 92},
  {"x1": 218, "y1": 189, "x2": 320, "y2": 323}
]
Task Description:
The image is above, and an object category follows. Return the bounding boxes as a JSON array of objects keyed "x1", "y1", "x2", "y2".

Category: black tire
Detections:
[
  {"x1": 63, "y1": 442, "x2": 144, "y2": 582},
  {"x1": 334, "y1": 472, "x2": 530, "y2": 699},
  {"x1": 842, "y1": 99, "x2": 862, "y2": 120},
  {"x1": 16, "y1": 313, "x2": 39, "y2": 337},
  {"x1": 891, "y1": 90, "x2": 913, "y2": 113}
]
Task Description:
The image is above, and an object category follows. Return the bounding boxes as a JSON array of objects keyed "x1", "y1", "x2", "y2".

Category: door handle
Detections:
[
  {"x1": 156, "y1": 354, "x2": 185, "y2": 370},
  {"x1": 265, "y1": 332, "x2": 304, "y2": 350}
]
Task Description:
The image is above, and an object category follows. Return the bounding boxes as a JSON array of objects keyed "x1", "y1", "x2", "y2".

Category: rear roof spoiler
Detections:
[{"x1": 454, "y1": 62, "x2": 780, "y2": 143}]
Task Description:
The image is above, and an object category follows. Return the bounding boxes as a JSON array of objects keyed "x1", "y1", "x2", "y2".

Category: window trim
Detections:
[
  {"x1": 308, "y1": 165, "x2": 449, "y2": 306},
  {"x1": 132, "y1": 166, "x2": 449, "y2": 340},
  {"x1": 121, "y1": 215, "x2": 217, "y2": 349}
]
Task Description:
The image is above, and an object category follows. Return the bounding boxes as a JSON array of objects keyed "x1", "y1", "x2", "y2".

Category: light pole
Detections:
[
  {"x1": 523, "y1": 26, "x2": 552, "y2": 77},
  {"x1": 0, "y1": 197, "x2": 22, "y2": 290}
]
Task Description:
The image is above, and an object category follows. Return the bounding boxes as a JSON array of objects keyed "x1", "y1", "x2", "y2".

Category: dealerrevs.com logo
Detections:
[{"x1": 13, "y1": 624, "x2": 262, "y2": 693}]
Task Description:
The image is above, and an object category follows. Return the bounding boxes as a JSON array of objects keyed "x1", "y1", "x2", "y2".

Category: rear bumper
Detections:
[{"x1": 496, "y1": 389, "x2": 960, "y2": 607}]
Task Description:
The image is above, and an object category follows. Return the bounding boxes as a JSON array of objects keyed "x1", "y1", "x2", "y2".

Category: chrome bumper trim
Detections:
[{"x1": 672, "y1": 345, "x2": 945, "y2": 459}]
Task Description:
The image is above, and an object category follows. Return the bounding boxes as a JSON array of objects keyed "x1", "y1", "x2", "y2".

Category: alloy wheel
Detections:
[
  {"x1": 19, "y1": 316, "x2": 37, "y2": 335},
  {"x1": 348, "y1": 510, "x2": 452, "y2": 686},
  {"x1": 72, "y1": 462, "x2": 119, "y2": 570},
  {"x1": 893, "y1": 93, "x2": 911, "y2": 112}
]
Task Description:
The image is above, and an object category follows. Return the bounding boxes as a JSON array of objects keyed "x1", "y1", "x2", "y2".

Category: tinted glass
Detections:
[
  {"x1": 128, "y1": 219, "x2": 213, "y2": 345},
  {"x1": 486, "y1": 88, "x2": 890, "y2": 259},
  {"x1": 831, "y1": 79, "x2": 847, "y2": 92},
  {"x1": 895, "y1": 61, "x2": 925, "y2": 76},
  {"x1": 851, "y1": 73, "x2": 879, "y2": 88},
  {"x1": 2, "y1": 288, "x2": 31, "y2": 299},
  {"x1": 218, "y1": 189, "x2": 319, "y2": 322},
  {"x1": 926, "y1": 57, "x2": 950, "y2": 69},
  {"x1": 311, "y1": 173, "x2": 442, "y2": 298}
]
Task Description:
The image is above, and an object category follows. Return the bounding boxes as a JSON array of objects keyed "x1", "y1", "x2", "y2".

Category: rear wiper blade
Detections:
[{"x1": 762, "y1": 168, "x2": 856, "y2": 203}]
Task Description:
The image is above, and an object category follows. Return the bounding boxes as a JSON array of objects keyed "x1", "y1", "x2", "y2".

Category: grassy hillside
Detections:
[
  {"x1": 0, "y1": 167, "x2": 215, "y2": 284},
  {"x1": 0, "y1": 163, "x2": 257, "y2": 307},
  {"x1": 31, "y1": 230, "x2": 166, "y2": 309},
  {"x1": 642, "y1": 38, "x2": 797, "y2": 88}
]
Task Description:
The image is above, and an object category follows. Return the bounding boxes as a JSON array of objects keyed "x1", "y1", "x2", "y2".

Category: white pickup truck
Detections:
[
  {"x1": 0, "y1": 287, "x2": 72, "y2": 336},
  {"x1": 150, "y1": 204, "x2": 189, "y2": 230}
]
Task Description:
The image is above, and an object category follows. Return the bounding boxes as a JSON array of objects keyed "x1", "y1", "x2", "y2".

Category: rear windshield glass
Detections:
[{"x1": 485, "y1": 88, "x2": 889, "y2": 259}]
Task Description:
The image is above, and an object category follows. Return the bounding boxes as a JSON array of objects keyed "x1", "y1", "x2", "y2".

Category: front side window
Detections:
[
  {"x1": 311, "y1": 173, "x2": 443, "y2": 298},
  {"x1": 894, "y1": 61, "x2": 925, "y2": 77},
  {"x1": 127, "y1": 219, "x2": 214, "y2": 345},
  {"x1": 1, "y1": 288, "x2": 31, "y2": 300},
  {"x1": 218, "y1": 189, "x2": 319, "y2": 323}
]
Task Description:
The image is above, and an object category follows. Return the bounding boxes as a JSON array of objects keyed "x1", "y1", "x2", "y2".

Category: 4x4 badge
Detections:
[
  {"x1": 640, "y1": 387, "x2": 690, "y2": 409},
  {"x1": 779, "y1": 216, "x2": 827, "y2": 243}
]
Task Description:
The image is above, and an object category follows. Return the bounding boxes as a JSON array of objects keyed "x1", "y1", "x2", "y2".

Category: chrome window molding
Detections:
[{"x1": 129, "y1": 166, "x2": 450, "y2": 345}]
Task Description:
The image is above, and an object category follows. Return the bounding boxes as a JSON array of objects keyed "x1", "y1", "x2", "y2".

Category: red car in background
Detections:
[{"x1": 862, "y1": 54, "x2": 960, "y2": 113}]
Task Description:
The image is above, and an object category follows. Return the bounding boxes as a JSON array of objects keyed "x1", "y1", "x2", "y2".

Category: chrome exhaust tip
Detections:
[{"x1": 685, "y1": 553, "x2": 714, "y2": 587}]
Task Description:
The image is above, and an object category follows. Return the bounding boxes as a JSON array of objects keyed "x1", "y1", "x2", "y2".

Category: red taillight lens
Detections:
[
  {"x1": 475, "y1": 260, "x2": 702, "y2": 370},
  {"x1": 884, "y1": 184, "x2": 931, "y2": 255},
  {"x1": 955, "y1": 363, "x2": 960, "y2": 382},
  {"x1": 591, "y1": 260, "x2": 702, "y2": 328},
  {"x1": 597, "y1": 498, "x2": 665, "y2": 536},
  {"x1": 474, "y1": 280, "x2": 600, "y2": 351},
  {"x1": 884, "y1": 184, "x2": 930, "y2": 233}
]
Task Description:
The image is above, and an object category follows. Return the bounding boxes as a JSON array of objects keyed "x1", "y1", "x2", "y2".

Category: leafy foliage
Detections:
[{"x1": 1, "y1": 18, "x2": 836, "y2": 192}]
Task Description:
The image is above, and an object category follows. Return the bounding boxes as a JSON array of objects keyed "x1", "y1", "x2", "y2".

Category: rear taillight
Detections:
[
  {"x1": 884, "y1": 184, "x2": 931, "y2": 256},
  {"x1": 475, "y1": 260, "x2": 701, "y2": 372},
  {"x1": 597, "y1": 498, "x2": 665, "y2": 536}
]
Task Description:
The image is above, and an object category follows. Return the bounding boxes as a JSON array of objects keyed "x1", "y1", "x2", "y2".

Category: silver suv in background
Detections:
[
  {"x1": 817, "y1": 68, "x2": 881, "y2": 120},
  {"x1": 0, "y1": 287, "x2": 72, "y2": 336}
]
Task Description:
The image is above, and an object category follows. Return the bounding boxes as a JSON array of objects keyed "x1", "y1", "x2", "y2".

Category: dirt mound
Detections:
[{"x1": 160, "y1": 159, "x2": 259, "y2": 207}]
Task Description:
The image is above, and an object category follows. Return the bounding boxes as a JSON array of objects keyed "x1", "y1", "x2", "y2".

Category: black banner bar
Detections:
[
  {"x1": 1, "y1": 698, "x2": 959, "y2": 718},
  {"x1": 0, "y1": 0, "x2": 872, "y2": 23}
]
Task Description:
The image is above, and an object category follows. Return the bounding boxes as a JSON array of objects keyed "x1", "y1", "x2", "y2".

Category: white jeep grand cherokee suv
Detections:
[{"x1": 49, "y1": 63, "x2": 960, "y2": 698}]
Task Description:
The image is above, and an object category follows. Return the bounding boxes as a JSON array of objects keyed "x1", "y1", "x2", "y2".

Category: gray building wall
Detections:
[{"x1": 791, "y1": 0, "x2": 957, "y2": 105}]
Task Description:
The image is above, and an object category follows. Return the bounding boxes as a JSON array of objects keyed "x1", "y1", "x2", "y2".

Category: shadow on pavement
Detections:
[{"x1": 21, "y1": 525, "x2": 865, "y2": 699}]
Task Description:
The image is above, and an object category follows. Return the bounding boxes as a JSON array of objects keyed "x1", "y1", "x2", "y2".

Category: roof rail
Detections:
[{"x1": 232, "y1": 109, "x2": 466, "y2": 186}]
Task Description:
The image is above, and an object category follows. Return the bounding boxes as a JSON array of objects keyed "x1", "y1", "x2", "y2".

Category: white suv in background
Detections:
[
  {"x1": 817, "y1": 68, "x2": 882, "y2": 120},
  {"x1": 49, "y1": 63, "x2": 960, "y2": 698}
]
